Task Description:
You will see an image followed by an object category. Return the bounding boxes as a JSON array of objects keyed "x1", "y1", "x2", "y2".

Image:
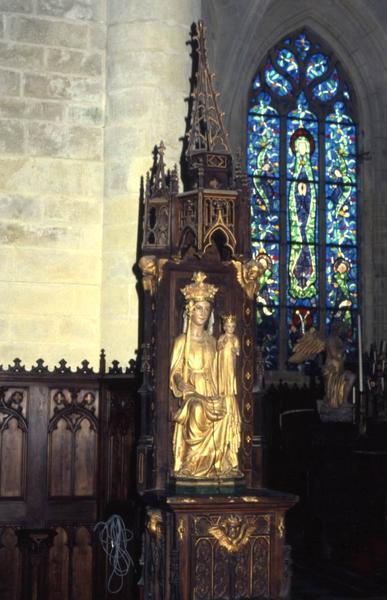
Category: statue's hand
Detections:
[
  {"x1": 174, "y1": 374, "x2": 196, "y2": 395},
  {"x1": 208, "y1": 396, "x2": 226, "y2": 419},
  {"x1": 180, "y1": 382, "x2": 196, "y2": 394}
]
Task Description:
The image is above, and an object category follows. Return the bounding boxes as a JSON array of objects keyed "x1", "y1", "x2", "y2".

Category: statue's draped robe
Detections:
[
  {"x1": 170, "y1": 332, "x2": 239, "y2": 478},
  {"x1": 217, "y1": 334, "x2": 241, "y2": 469}
]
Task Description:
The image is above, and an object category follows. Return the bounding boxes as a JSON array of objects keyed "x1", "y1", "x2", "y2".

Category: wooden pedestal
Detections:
[{"x1": 143, "y1": 490, "x2": 297, "y2": 600}]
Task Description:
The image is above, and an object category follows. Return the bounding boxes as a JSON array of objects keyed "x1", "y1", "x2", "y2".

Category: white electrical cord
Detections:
[{"x1": 94, "y1": 514, "x2": 134, "y2": 594}]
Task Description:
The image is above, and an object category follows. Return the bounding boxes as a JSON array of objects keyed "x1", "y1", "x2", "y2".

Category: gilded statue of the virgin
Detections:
[{"x1": 169, "y1": 272, "x2": 242, "y2": 481}]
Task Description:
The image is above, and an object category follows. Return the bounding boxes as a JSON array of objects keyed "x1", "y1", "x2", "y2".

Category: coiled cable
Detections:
[{"x1": 94, "y1": 514, "x2": 134, "y2": 594}]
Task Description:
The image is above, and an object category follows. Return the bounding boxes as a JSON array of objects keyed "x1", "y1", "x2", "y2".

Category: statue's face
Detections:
[
  {"x1": 247, "y1": 265, "x2": 259, "y2": 281},
  {"x1": 191, "y1": 301, "x2": 211, "y2": 327},
  {"x1": 224, "y1": 321, "x2": 236, "y2": 334}
]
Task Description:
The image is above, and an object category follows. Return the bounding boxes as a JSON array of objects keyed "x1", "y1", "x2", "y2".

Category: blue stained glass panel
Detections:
[
  {"x1": 287, "y1": 120, "x2": 319, "y2": 180},
  {"x1": 312, "y1": 68, "x2": 339, "y2": 101},
  {"x1": 325, "y1": 122, "x2": 356, "y2": 184},
  {"x1": 286, "y1": 179, "x2": 319, "y2": 242},
  {"x1": 265, "y1": 63, "x2": 292, "y2": 96},
  {"x1": 276, "y1": 48, "x2": 299, "y2": 80},
  {"x1": 247, "y1": 114, "x2": 280, "y2": 178},
  {"x1": 287, "y1": 243, "x2": 319, "y2": 306},
  {"x1": 249, "y1": 92, "x2": 278, "y2": 116},
  {"x1": 251, "y1": 179, "x2": 280, "y2": 241},
  {"x1": 326, "y1": 184, "x2": 357, "y2": 246},
  {"x1": 295, "y1": 32, "x2": 311, "y2": 59},
  {"x1": 248, "y1": 31, "x2": 358, "y2": 371},
  {"x1": 306, "y1": 53, "x2": 329, "y2": 82},
  {"x1": 288, "y1": 92, "x2": 316, "y2": 122},
  {"x1": 327, "y1": 102, "x2": 353, "y2": 124},
  {"x1": 326, "y1": 246, "x2": 358, "y2": 311},
  {"x1": 257, "y1": 305, "x2": 279, "y2": 370}
]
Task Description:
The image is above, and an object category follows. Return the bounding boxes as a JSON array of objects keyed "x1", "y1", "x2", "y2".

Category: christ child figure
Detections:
[{"x1": 217, "y1": 315, "x2": 241, "y2": 470}]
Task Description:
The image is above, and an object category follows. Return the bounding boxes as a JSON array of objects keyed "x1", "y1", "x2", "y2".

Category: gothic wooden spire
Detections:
[{"x1": 186, "y1": 21, "x2": 232, "y2": 157}]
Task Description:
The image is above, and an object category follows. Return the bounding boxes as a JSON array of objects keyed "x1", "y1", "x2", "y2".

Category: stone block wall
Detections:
[
  {"x1": 101, "y1": 0, "x2": 200, "y2": 362},
  {"x1": 0, "y1": 0, "x2": 106, "y2": 367},
  {"x1": 0, "y1": 0, "x2": 200, "y2": 367}
]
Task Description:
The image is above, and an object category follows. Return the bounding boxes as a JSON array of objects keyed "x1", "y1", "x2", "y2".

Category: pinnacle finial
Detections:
[
  {"x1": 158, "y1": 140, "x2": 166, "y2": 156},
  {"x1": 149, "y1": 142, "x2": 168, "y2": 198},
  {"x1": 186, "y1": 21, "x2": 232, "y2": 157}
]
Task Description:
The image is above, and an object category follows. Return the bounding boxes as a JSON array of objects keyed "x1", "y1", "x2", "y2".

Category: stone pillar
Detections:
[{"x1": 102, "y1": 0, "x2": 201, "y2": 363}]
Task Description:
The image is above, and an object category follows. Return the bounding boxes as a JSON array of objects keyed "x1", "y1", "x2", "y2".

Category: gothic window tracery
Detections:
[{"x1": 247, "y1": 30, "x2": 358, "y2": 369}]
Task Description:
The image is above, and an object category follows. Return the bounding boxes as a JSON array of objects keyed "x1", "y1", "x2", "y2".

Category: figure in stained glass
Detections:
[
  {"x1": 253, "y1": 149, "x2": 275, "y2": 212},
  {"x1": 288, "y1": 128, "x2": 317, "y2": 300},
  {"x1": 247, "y1": 30, "x2": 358, "y2": 370},
  {"x1": 331, "y1": 168, "x2": 351, "y2": 218},
  {"x1": 255, "y1": 252, "x2": 275, "y2": 324},
  {"x1": 332, "y1": 256, "x2": 355, "y2": 327}
]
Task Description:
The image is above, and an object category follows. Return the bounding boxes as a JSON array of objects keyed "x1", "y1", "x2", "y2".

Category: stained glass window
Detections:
[{"x1": 247, "y1": 31, "x2": 358, "y2": 370}]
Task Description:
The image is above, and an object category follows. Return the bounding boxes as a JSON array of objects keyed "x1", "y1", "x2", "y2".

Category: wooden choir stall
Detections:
[{"x1": 136, "y1": 21, "x2": 297, "y2": 600}]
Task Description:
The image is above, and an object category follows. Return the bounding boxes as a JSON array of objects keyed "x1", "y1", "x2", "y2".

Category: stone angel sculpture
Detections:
[
  {"x1": 289, "y1": 324, "x2": 356, "y2": 408},
  {"x1": 169, "y1": 272, "x2": 242, "y2": 482}
]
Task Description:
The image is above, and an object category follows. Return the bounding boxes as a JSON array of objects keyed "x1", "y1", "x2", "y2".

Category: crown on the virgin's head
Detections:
[
  {"x1": 222, "y1": 314, "x2": 236, "y2": 324},
  {"x1": 181, "y1": 272, "x2": 218, "y2": 303}
]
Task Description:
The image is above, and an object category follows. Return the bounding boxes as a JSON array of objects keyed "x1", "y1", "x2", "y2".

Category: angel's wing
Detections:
[
  {"x1": 208, "y1": 525, "x2": 235, "y2": 552},
  {"x1": 232, "y1": 260, "x2": 245, "y2": 287},
  {"x1": 208, "y1": 524, "x2": 255, "y2": 553},
  {"x1": 289, "y1": 329, "x2": 325, "y2": 364}
]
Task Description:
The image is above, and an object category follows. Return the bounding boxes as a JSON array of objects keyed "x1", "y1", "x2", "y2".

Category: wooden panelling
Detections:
[
  {"x1": 49, "y1": 420, "x2": 72, "y2": 496},
  {"x1": 0, "y1": 388, "x2": 27, "y2": 499},
  {"x1": 0, "y1": 362, "x2": 139, "y2": 600},
  {"x1": 107, "y1": 391, "x2": 136, "y2": 503},
  {"x1": 48, "y1": 389, "x2": 98, "y2": 498},
  {"x1": 48, "y1": 528, "x2": 69, "y2": 600},
  {"x1": 72, "y1": 527, "x2": 93, "y2": 600},
  {"x1": 74, "y1": 419, "x2": 96, "y2": 496},
  {"x1": 0, "y1": 528, "x2": 22, "y2": 600},
  {"x1": 1, "y1": 418, "x2": 25, "y2": 497}
]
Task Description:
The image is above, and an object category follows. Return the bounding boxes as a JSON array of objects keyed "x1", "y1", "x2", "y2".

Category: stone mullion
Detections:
[
  {"x1": 318, "y1": 120, "x2": 327, "y2": 334},
  {"x1": 278, "y1": 112, "x2": 288, "y2": 370}
]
